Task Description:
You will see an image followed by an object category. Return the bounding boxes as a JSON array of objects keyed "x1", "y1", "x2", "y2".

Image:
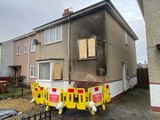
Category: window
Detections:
[
  {"x1": 30, "y1": 66, "x2": 35, "y2": 78},
  {"x1": 44, "y1": 25, "x2": 62, "y2": 44},
  {"x1": 125, "y1": 62, "x2": 129, "y2": 79},
  {"x1": 38, "y1": 61, "x2": 62, "y2": 81},
  {"x1": 17, "y1": 45, "x2": 20, "y2": 55},
  {"x1": 53, "y1": 63, "x2": 62, "y2": 80},
  {"x1": 24, "y1": 42, "x2": 28, "y2": 53},
  {"x1": 39, "y1": 62, "x2": 51, "y2": 80},
  {"x1": 125, "y1": 31, "x2": 128, "y2": 45},
  {"x1": 78, "y1": 37, "x2": 96, "y2": 59},
  {"x1": 31, "y1": 40, "x2": 36, "y2": 52}
]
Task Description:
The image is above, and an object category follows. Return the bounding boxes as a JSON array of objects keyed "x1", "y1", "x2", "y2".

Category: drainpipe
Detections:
[
  {"x1": 26, "y1": 34, "x2": 30, "y2": 82},
  {"x1": 68, "y1": 14, "x2": 71, "y2": 84}
]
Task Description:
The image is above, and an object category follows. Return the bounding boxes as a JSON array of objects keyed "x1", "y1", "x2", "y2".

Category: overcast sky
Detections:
[{"x1": 0, "y1": 0, "x2": 147, "y2": 63}]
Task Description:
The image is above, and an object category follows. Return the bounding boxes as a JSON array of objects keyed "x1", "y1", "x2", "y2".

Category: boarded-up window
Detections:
[
  {"x1": 88, "y1": 38, "x2": 96, "y2": 57},
  {"x1": 78, "y1": 39, "x2": 87, "y2": 59},
  {"x1": 54, "y1": 63, "x2": 62, "y2": 80}
]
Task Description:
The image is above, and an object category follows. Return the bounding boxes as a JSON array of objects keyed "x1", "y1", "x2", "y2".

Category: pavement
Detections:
[{"x1": 50, "y1": 88, "x2": 160, "y2": 120}]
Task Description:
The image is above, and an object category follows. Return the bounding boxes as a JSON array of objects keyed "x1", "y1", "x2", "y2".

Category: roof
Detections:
[
  {"x1": 13, "y1": 31, "x2": 36, "y2": 42},
  {"x1": 33, "y1": 0, "x2": 138, "y2": 40},
  {"x1": 137, "y1": 0, "x2": 144, "y2": 17},
  {"x1": 11, "y1": 0, "x2": 138, "y2": 41}
]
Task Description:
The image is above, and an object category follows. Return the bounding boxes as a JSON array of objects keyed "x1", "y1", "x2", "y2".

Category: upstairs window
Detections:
[
  {"x1": 78, "y1": 37, "x2": 96, "y2": 59},
  {"x1": 44, "y1": 25, "x2": 62, "y2": 44},
  {"x1": 31, "y1": 40, "x2": 36, "y2": 52},
  {"x1": 17, "y1": 45, "x2": 20, "y2": 55},
  {"x1": 124, "y1": 31, "x2": 128, "y2": 45},
  {"x1": 24, "y1": 42, "x2": 28, "y2": 53}
]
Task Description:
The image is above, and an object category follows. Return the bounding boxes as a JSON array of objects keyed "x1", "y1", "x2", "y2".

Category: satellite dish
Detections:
[{"x1": 33, "y1": 39, "x2": 41, "y2": 45}]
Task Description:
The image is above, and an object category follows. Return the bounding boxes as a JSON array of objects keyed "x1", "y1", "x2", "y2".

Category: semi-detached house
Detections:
[{"x1": 9, "y1": 0, "x2": 138, "y2": 100}]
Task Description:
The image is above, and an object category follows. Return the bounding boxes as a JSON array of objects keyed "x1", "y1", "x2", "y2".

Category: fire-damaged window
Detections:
[
  {"x1": 78, "y1": 37, "x2": 96, "y2": 59},
  {"x1": 38, "y1": 61, "x2": 63, "y2": 81},
  {"x1": 53, "y1": 63, "x2": 62, "y2": 80}
]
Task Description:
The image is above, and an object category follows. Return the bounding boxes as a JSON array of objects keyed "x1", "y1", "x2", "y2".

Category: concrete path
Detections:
[{"x1": 51, "y1": 88, "x2": 160, "y2": 120}]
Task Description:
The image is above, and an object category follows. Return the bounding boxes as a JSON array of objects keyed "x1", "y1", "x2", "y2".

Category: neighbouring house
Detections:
[
  {"x1": 0, "y1": 40, "x2": 14, "y2": 79},
  {"x1": 5, "y1": 0, "x2": 138, "y2": 100},
  {"x1": 12, "y1": 31, "x2": 36, "y2": 84},
  {"x1": 138, "y1": 0, "x2": 160, "y2": 112}
]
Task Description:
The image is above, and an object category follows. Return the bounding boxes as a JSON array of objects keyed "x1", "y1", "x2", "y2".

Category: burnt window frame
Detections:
[{"x1": 78, "y1": 36, "x2": 97, "y2": 60}]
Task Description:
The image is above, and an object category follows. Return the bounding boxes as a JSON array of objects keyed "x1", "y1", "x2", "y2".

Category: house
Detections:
[
  {"x1": 8, "y1": 0, "x2": 138, "y2": 100},
  {"x1": 0, "y1": 40, "x2": 14, "y2": 78},
  {"x1": 138, "y1": 0, "x2": 160, "y2": 112},
  {"x1": 12, "y1": 31, "x2": 36, "y2": 84}
]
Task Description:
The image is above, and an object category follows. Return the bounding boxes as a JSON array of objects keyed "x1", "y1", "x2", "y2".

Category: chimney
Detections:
[{"x1": 62, "y1": 8, "x2": 73, "y2": 17}]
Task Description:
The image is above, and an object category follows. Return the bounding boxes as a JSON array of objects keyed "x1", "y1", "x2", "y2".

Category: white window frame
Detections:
[
  {"x1": 38, "y1": 61, "x2": 53, "y2": 81},
  {"x1": 24, "y1": 42, "x2": 28, "y2": 53},
  {"x1": 30, "y1": 66, "x2": 35, "y2": 78},
  {"x1": 17, "y1": 45, "x2": 20, "y2": 55},
  {"x1": 124, "y1": 31, "x2": 128, "y2": 45},
  {"x1": 31, "y1": 40, "x2": 36, "y2": 52},
  {"x1": 44, "y1": 25, "x2": 62, "y2": 45}
]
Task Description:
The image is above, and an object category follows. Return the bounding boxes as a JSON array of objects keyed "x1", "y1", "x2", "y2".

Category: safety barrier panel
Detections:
[
  {"x1": 45, "y1": 87, "x2": 65, "y2": 114},
  {"x1": 31, "y1": 83, "x2": 111, "y2": 115},
  {"x1": 65, "y1": 88, "x2": 76, "y2": 109},
  {"x1": 76, "y1": 88, "x2": 87, "y2": 110},
  {"x1": 34, "y1": 86, "x2": 46, "y2": 105},
  {"x1": 31, "y1": 82, "x2": 39, "y2": 99},
  {"x1": 103, "y1": 84, "x2": 111, "y2": 103},
  {"x1": 88, "y1": 85, "x2": 106, "y2": 115}
]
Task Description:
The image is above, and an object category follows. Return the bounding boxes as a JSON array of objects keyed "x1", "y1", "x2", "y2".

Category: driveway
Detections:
[{"x1": 50, "y1": 88, "x2": 160, "y2": 120}]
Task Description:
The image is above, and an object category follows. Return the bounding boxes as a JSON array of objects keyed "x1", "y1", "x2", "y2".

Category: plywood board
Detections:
[
  {"x1": 78, "y1": 39, "x2": 87, "y2": 59},
  {"x1": 88, "y1": 38, "x2": 96, "y2": 57},
  {"x1": 54, "y1": 63, "x2": 62, "y2": 80}
]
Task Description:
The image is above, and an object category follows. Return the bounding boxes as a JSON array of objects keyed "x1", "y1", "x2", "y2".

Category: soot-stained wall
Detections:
[{"x1": 70, "y1": 9, "x2": 106, "y2": 81}]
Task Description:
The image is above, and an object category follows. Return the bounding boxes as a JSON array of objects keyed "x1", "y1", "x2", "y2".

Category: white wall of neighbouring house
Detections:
[
  {"x1": 0, "y1": 44, "x2": 1, "y2": 68},
  {"x1": 0, "y1": 40, "x2": 14, "y2": 77}
]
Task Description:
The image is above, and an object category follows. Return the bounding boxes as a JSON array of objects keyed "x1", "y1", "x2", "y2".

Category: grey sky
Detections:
[{"x1": 0, "y1": 0, "x2": 147, "y2": 63}]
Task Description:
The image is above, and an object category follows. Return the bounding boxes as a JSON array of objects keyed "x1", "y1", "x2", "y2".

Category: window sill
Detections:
[
  {"x1": 44, "y1": 40, "x2": 62, "y2": 46},
  {"x1": 30, "y1": 76, "x2": 35, "y2": 79},
  {"x1": 30, "y1": 51, "x2": 36, "y2": 53},
  {"x1": 78, "y1": 57, "x2": 97, "y2": 61},
  {"x1": 24, "y1": 52, "x2": 28, "y2": 54},
  {"x1": 17, "y1": 54, "x2": 20, "y2": 56},
  {"x1": 37, "y1": 79, "x2": 52, "y2": 82}
]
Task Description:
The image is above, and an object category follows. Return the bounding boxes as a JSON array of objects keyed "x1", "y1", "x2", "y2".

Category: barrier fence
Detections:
[
  {"x1": 31, "y1": 82, "x2": 111, "y2": 115},
  {"x1": 21, "y1": 110, "x2": 52, "y2": 120}
]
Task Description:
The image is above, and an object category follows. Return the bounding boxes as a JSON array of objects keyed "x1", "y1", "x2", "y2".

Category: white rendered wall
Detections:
[{"x1": 150, "y1": 84, "x2": 160, "y2": 107}]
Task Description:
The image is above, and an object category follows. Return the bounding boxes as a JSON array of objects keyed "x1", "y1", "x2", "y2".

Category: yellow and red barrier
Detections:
[
  {"x1": 76, "y1": 88, "x2": 87, "y2": 110},
  {"x1": 31, "y1": 82, "x2": 111, "y2": 115},
  {"x1": 103, "y1": 84, "x2": 111, "y2": 103},
  {"x1": 65, "y1": 88, "x2": 76, "y2": 109},
  {"x1": 45, "y1": 87, "x2": 65, "y2": 114}
]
